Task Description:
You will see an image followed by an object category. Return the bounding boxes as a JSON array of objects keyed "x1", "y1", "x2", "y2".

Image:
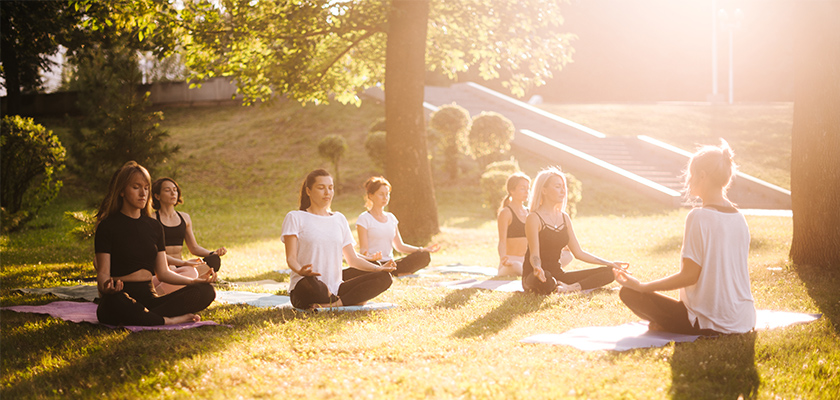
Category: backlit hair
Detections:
[
  {"x1": 299, "y1": 169, "x2": 332, "y2": 210},
  {"x1": 95, "y1": 161, "x2": 153, "y2": 228},
  {"x1": 499, "y1": 172, "x2": 531, "y2": 212},
  {"x1": 363, "y1": 176, "x2": 391, "y2": 210},
  {"x1": 151, "y1": 177, "x2": 184, "y2": 210},
  {"x1": 683, "y1": 139, "x2": 738, "y2": 202},
  {"x1": 528, "y1": 166, "x2": 567, "y2": 213}
]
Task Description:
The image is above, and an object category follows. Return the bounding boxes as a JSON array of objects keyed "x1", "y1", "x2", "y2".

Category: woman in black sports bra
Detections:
[
  {"x1": 150, "y1": 178, "x2": 227, "y2": 294},
  {"x1": 522, "y1": 167, "x2": 624, "y2": 294},
  {"x1": 497, "y1": 172, "x2": 573, "y2": 276}
]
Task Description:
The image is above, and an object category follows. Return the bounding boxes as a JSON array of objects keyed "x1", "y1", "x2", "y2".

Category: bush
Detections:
[
  {"x1": 318, "y1": 134, "x2": 348, "y2": 188},
  {"x1": 369, "y1": 117, "x2": 386, "y2": 133},
  {"x1": 365, "y1": 130, "x2": 386, "y2": 171},
  {"x1": 469, "y1": 111, "x2": 514, "y2": 168},
  {"x1": 484, "y1": 159, "x2": 520, "y2": 175},
  {"x1": 429, "y1": 103, "x2": 471, "y2": 179},
  {"x1": 565, "y1": 172, "x2": 583, "y2": 218},
  {"x1": 1, "y1": 116, "x2": 66, "y2": 232},
  {"x1": 480, "y1": 169, "x2": 512, "y2": 212},
  {"x1": 65, "y1": 210, "x2": 96, "y2": 240},
  {"x1": 65, "y1": 43, "x2": 179, "y2": 193}
]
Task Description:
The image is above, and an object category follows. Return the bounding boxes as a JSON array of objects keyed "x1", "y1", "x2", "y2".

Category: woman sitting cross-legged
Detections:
[
  {"x1": 282, "y1": 169, "x2": 396, "y2": 310},
  {"x1": 613, "y1": 140, "x2": 755, "y2": 335},
  {"x1": 150, "y1": 177, "x2": 228, "y2": 295},
  {"x1": 348, "y1": 176, "x2": 439, "y2": 279},
  {"x1": 523, "y1": 166, "x2": 625, "y2": 294},
  {"x1": 94, "y1": 161, "x2": 216, "y2": 326}
]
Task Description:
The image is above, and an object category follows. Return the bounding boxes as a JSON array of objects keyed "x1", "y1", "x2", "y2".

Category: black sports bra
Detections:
[
  {"x1": 156, "y1": 211, "x2": 186, "y2": 247},
  {"x1": 506, "y1": 205, "x2": 526, "y2": 238}
]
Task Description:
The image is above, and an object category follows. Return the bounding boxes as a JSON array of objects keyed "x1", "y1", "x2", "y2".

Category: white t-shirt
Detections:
[
  {"x1": 281, "y1": 210, "x2": 354, "y2": 294},
  {"x1": 680, "y1": 208, "x2": 756, "y2": 334},
  {"x1": 356, "y1": 211, "x2": 399, "y2": 261}
]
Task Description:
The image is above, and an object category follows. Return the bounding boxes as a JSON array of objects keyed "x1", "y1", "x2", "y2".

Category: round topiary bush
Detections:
[
  {"x1": 469, "y1": 111, "x2": 514, "y2": 168},
  {"x1": 365, "y1": 130, "x2": 386, "y2": 171},
  {"x1": 318, "y1": 134, "x2": 348, "y2": 187},
  {"x1": 565, "y1": 172, "x2": 583, "y2": 218},
  {"x1": 429, "y1": 103, "x2": 471, "y2": 179},
  {"x1": 480, "y1": 169, "x2": 511, "y2": 212}
]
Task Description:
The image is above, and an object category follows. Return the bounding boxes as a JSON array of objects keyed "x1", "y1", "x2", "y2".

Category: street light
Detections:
[{"x1": 719, "y1": 8, "x2": 743, "y2": 105}]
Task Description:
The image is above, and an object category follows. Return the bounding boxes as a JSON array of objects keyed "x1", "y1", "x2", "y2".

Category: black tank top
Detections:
[
  {"x1": 156, "y1": 211, "x2": 186, "y2": 247},
  {"x1": 522, "y1": 212, "x2": 570, "y2": 279},
  {"x1": 506, "y1": 205, "x2": 526, "y2": 238}
]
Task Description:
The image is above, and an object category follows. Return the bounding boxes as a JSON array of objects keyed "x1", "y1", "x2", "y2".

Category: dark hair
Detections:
[
  {"x1": 151, "y1": 177, "x2": 184, "y2": 210},
  {"x1": 95, "y1": 161, "x2": 153, "y2": 228},
  {"x1": 499, "y1": 172, "x2": 531, "y2": 212},
  {"x1": 299, "y1": 169, "x2": 332, "y2": 210},
  {"x1": 363, "y1": 176, "x2": 391, "y2": 210}
]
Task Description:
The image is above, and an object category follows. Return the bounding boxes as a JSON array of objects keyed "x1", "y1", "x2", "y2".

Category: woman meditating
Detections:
[
  {"x1": 613, "y1": 140, "x2": 755, "y2": 335},
  {"x1": 94, "y1": 161, "x2": 216, "y2": 326},
  {"x1": 496, "y1": 172, "x2": 572, "y2": 276},
  {"x1": 150, "y1": 177, "x2": 227, "y2": 294},
  {"x1": 282, "y1": 169, "x2": 396, "y2": 309},
  {"x1": 523, "y1": 167, "x2": 623, "y2": 294},
  {"x1": 350, "y1": 176, "x2": 439, "y2": 279}
]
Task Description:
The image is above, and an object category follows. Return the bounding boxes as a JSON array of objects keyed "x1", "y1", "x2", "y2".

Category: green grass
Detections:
[{"x1": 3, "y1": 100, "x2": 838, "y2": 399}]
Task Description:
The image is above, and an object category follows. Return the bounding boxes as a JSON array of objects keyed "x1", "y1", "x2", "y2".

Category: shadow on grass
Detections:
[
  {"x1": 434, "y1": 289, "x2": 477, "y2": 309},
  {"x1": 451, "y1": 292, "x2": 548, "y2": 339},
  {"x1": 648, "y1": 235, "x2": 683, "y2": 254},
  {"x1": 793, "y1": 263, "x2": 840, "y2": 335},
  {"x1": 669, "y1": 332, "x2": 759, "y2": 400}
]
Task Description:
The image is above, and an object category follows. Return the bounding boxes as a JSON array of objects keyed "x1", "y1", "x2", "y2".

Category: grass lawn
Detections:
[{"x1": 2, "y1": 100, "x2": 837, "y2": 399}]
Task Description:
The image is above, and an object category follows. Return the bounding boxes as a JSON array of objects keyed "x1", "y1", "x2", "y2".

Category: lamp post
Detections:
[{"x1": 718, "y1": 8, "x2": 743, "y2": 105}]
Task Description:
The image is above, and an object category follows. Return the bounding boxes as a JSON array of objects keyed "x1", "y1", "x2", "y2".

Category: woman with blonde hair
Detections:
[
  {"x1": 94, "y1": 161, "x2": 216, "y2": 326},
  {"x1": 613, "y1": 140, "x2": 755, "y2": 334},
  {"x1": 282, "y1": 170, "x2": 396, "y2": 309},
  {"x1": 522, "y1": 166, "x2": 622, "y2": 294},
  {"x1": 352, "y1": 176, "x2": 439, "y2": 278}
]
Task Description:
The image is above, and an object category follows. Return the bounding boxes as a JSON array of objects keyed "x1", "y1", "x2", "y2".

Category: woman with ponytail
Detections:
[
  {"x1": 613, "y1": 140, "x2": 755, "y2": 335},
  {"x1": 496, "y1": 172, "x2": 531, "y2": 276},
  {"x1": 281, "y1": 169, "x2": 396, "y2": 309}
]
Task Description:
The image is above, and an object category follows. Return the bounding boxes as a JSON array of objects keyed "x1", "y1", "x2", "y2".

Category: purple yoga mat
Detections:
[{"x1": 1, "y1": 301, "x2": 226, "y2": 332}]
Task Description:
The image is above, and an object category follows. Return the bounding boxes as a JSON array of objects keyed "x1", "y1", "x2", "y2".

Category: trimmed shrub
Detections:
[
  {"x1": 429, "y1": 103, "x2": 471, "y2": 179},
  {"x1": 1, "y1": 115, "x2": 66, "y2": 232},
  {"x1": 565, "y1": 172, "x2": 583, "y2": 218},
  {"x1": 479, "y1": 159, "x2": 521, "y2": 211},
  {"x1": 369, "y1": 117, "x2": 386, "y2": 133},
  {"x1": 365, "y1": 130, "x2": 387, "y2": 172},
  {"x1": 484, "y1": 159, "x2": 520, "y2": 175},
  {"x1": 469, "y1": 111, "x2": 514, "y2": 168},
  {"x1": 318, "y1": 134, "x2": 348, "y2": 188}
]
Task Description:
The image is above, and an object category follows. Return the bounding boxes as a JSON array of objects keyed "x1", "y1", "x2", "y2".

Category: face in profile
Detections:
[{"x1": 511, "y1": 179, "x2": 529, "y2": 204}]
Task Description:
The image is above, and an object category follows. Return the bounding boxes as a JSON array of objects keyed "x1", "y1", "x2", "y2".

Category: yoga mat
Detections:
[
  {"x1": 1, "y1": 301, "x2": 225, "y2": 332},
  {"x1": 15, "y1": 284, "x2": 99, "y2": 301},
  {"x1": 302, "y1": 302, "x2": 398, "y2": 313},
  {"x1": 521, "y1": 310, "x2": 822, "y2": 351},
  {"x1": 423, "y1": 264, "x2": 499, "y2": 276},
  {"x1": 220, "y1": 279, "x2": 289, "y2": 292},
  {"x1": 215, "y1": 290, "x2": 293, "y2": 308},
  {"x1": 434, "y1": 278, "x2": 599, "y2": 294}
]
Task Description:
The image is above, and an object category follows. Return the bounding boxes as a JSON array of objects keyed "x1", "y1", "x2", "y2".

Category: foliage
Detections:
[
  {"x1": 0, "y1": 116, "x2": 66, "y2": 232},
  {"x1": 65, "y1": 43, "x2": 179, "y2": 193},
  {"x1": 484, "y1": 159, "x2": 520, "y2": 175},
  {"x1": 479, "y1": 159, "x2": 521, "y2": 211},
  {"x1": 364, "y1": 130, "x2": 387, "y2": 171},
  {"x1": 318, "y1": 134, "x2": 349, "y2": 187},
  {"x1": 565, "y1": 172, "x2": 583, "y2": 218},
  {"x1": 469, "y1": 111, "x2": 515, "y2": 167},
  {"x1": 64, "y1": 210, "x2": 96, "y2": 240},
  {"x1": 369, "y1": 117, "x2": 387, "y2": 133},
  {"x1": 429, "y1": 103, "x2": 471, "y2": 179}
]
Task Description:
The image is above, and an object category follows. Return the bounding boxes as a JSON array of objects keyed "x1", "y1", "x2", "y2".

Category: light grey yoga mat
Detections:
[
  {"x1": 15, "y1": 285, "x2": 99, "y2": 301},
  {"x1": 214, "y1": 290, "x2": 397, "y2": 312}
]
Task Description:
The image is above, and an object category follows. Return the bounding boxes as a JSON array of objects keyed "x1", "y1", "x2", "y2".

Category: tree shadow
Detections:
[
  {"x1": 648, "y1": 235, "x2": 683, "y2": 254},
  {"x1": 433, "y1": 289, "x2": 478, "y2": 309},
  {"x1": 793, "y1": 263, "x2": 840, "y2": 335},
  {"x1": 451, "y1": 292, "x2": 549, "y2": 339},
  {"x1": 669, "y1": 332, "x2": 760, "y2": 400}
]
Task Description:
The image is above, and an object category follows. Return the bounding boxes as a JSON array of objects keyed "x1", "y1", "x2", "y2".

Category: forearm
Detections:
[
  {"x1": 573, "y1": 250, "x2": 612, "y2": 266},
  {"x1": 640, "y1": 273, "x2": 695, "y2": 293},
  {"x1": 347, "y1": 254, "x2": 382, "y2": 271}
]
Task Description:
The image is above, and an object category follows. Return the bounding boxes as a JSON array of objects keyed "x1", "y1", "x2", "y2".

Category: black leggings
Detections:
[
  {"x1": 290, "y1": 271, "x2": 393, "y2": 309},
  {"x1": 523, "y1": 265, "x2": 615, "y2": 295},
  {"x1": 343, "y1": 251, "x2": 431, "y2": 279},
  {"x1": 96, "y1": 280, "x2": 216, "y2": 326},
  {"x1": 618, "y1": 287, "x2": 722, "y2": 335}
]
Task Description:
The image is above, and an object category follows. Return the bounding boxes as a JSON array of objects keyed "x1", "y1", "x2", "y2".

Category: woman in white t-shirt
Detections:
[
  {"x1": 282, "y1": 169, "x2": 396, "y2": 309},
  {"x1": 613, "y1": 140, "x2": 756, "y2": 335},
  {"x1": 349, "y1": 176, "x2": 439, "y2": 279}
]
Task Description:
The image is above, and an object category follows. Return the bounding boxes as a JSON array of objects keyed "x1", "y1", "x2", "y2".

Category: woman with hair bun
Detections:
[
  {"x1": 282, "y1": 169, "x2": 396, "y2": 309},
  {"x1": 523, "y1": 166, "x2": 622, "y2": 294},
  {"x1": 351, "y1": 176, "x2": 439, "y2": 278},
  {"x1": 613, "y1": 140, "x2": 755, "y2": 335}
]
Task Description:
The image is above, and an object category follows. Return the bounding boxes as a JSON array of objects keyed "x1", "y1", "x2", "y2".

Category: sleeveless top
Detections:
[
  {"x1": 522, "y1": 212, "x2": 570, "y2": 278},
  {"x1": 156, "y1": 211, "x2": 186, "y2": 247},
  {"x1": 505, "y1": 205, "x2": 526, "y2": 238}
]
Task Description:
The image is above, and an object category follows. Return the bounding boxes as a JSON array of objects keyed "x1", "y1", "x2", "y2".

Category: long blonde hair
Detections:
[
  {"x1": 684, "y1": 139, "x2": 738, "y2": 202},
  {"x1": 95, "y1": 161, "x2": 153, "y2": 228},
  {"x1": 528, "y1": 166, "x2": 567, "y2": 213}
]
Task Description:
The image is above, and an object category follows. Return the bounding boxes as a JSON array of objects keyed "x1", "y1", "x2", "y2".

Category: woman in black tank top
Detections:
[
  {"x1": 151, "y1": 178, "x2": 227, "y2": 294},
  {"x1": 522, "y1": 167, "x2": 625, "y2": 295}
]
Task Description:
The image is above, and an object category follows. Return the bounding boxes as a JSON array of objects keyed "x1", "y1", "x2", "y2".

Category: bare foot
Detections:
[
  {"x1": 164, "y1": 313, "x2": 200, "y2": 325},
  {"x1": 556, "y1": 282, "x2": 581, "y2": 293},
  {"x1": 312, "y1": 298, "x2": 345, "y2": 309}
]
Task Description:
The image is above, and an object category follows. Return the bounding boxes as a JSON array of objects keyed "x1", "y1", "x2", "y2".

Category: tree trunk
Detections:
[
  {"x1": 384, "y1": 0, "x2": 439, "y2": 245},
  {"x1": 789, "y1": 1, "x2": 840, "y2": 268},
  {"x1": 0, "y1": 2, "x2": 21, "y2": 116}
]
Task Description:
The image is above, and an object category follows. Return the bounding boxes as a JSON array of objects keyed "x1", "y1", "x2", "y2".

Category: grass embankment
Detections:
[{"x1": 2, "y1": 100, "x2": 837, "y2": 399}]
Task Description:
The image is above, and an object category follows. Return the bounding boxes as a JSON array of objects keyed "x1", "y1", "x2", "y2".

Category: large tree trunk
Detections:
[
  {"x1": 0, "y1": 2, "x2": 22, "y2": 116},
  {"x1": 384, "y1": 0, "x2": 439, "y2": 245},
  {"x1": 789, "y1": 1, "x2": 840, "y2": 267}
]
